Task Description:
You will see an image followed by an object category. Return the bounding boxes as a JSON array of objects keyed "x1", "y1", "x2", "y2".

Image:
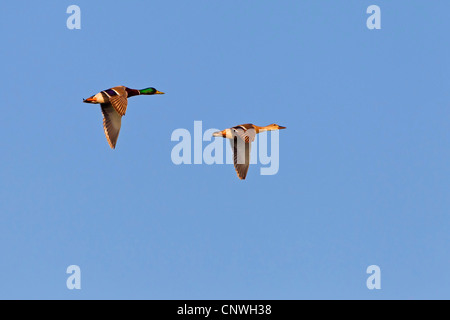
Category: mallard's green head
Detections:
[{"x1": 139, "y1": 87, "x2": 165, "y2": 95}]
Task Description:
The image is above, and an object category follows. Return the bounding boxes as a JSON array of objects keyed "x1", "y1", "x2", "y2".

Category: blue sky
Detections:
[{"x1": 0, "y1": 0, "x2": 449, "y2": 299}]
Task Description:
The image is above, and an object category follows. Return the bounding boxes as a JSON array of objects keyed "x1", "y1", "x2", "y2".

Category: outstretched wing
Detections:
[
  {"x1": 101, "y1": 103, "x2": 122, "y2": 149},
  {"x1": 229, "y1": 125, "x2": 256, "y2": 180},
  {"x1": 230, "y1": 130, "x2": 254, "y2": 180},
  {"x1": 232, "y1": 138, "x2": 251, "y2": 179}
]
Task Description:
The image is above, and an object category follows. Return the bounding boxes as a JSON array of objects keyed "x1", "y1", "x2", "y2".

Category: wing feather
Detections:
[
  {"x1": 109, "y1": 95, "x2": 128, "y2": 116},
  {"x1": 231, "y1": 125, "x2": 256, "y2": 143},
  {"x1": 231, "y1": 135, "x2": 252, "y2": 180},
  {"x1": 101, "y1": 103, "x2": 122, "y2": 149}
]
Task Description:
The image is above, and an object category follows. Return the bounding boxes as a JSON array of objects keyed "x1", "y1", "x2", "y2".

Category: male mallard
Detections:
[
  {"x1": 83, "y1": 86, "x2": 164, "y2": 149},
  {"x1": 212, "y1": 123, "x2": 286, "y2": 180}
]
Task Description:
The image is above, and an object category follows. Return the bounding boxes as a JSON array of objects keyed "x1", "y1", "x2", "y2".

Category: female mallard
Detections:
[
  {"x1": 83, "y1": 86, "x2": 164, "y2": 149},
  {"x1": 212, "y1": 123, "x2": 286, "y2": 180}
]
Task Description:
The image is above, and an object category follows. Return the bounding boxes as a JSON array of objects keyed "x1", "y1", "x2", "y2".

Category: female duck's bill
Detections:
[{"x1": 212, "y1": 130, "x2": 226, "y2": 137}]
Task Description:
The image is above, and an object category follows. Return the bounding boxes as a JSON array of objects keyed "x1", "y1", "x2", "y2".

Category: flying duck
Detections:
[
  {"x1": 212, "y1": 123, "x2": 286, "y2": 180},
  {"x1": 83, "y1": 86, "x2": 164, "y2": 149}
]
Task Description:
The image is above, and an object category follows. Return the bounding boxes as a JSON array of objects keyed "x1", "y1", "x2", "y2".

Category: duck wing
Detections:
[
  {"x1": 231, "y1": 124, "x2": 256, "y2": 143},
  {"x1": 101, "y1": 103, "x2": 122, "y2": 149},
  {"x1": 108, "y1": 86, "x2": 128, "y2": 116},
  {"x1": 230, "y1": 127, "x2": 255, "y2": 180}
]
